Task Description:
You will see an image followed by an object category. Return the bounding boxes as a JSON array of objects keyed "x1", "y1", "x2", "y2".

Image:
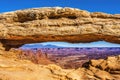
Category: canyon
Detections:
[
  {"x1": 0, "y1": 7, "x2": 120, "y2": 80},
  {"x1": 20, "y1": 47, "x2": 120, "y2": 69},
  {"x1": 0, "y1": 46, "x2": 120, "y2": 80}
]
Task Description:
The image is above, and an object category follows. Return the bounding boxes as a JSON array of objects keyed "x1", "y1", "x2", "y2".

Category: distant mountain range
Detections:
[
  {"x1": 20, "y1": 43, "x2": 120, "y2": 49},
  {"x1": 21, "y1": 44, "x2": 64, "y2": 49}
]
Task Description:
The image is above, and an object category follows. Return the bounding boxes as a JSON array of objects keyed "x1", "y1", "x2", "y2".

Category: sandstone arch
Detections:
[{"x1": 0, "y1": 7, "x2": 120, "y2": 50}]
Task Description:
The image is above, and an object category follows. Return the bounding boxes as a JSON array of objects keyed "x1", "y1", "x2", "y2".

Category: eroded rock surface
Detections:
[
  {"x1": 0, "y1": 47, "x2": 120, "y2": 80},
  {"x1": 82, "y1": 55, "x2": 120, "y2": 79},
  {"x1": 0, "y1": 7, "x2": 120, "y2": 50},
  {"x1": 0, "y1": 7, "x2": 120, "y2": 80}
]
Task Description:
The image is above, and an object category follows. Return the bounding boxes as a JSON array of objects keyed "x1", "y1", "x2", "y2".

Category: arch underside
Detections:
[
  {"x1": 0, "y1": 7, "x2": 120, "y2": 50},
  {"x1": 1, "y1": 34, "x2": 120, "y2": 51}
]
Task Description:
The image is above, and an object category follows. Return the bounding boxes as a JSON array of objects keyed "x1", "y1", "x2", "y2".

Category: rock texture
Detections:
[
  {"x1": 0, "y1": 7, "x2": 120, "y2": 80},
  {"x1": 83, "y1": 55, "x2": 120, "y2": 79},
  {"x1": 0, "y1": 47, "x2": 120, "y2": 80},
  {"x1": 0, "y1": 7, "x2": 120, "y2": 50}
]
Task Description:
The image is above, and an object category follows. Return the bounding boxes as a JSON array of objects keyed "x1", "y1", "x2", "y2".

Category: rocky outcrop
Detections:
[
  {"x1": 18, "y1": 49, "x2": 53, "y2": 65},
  {"x1": 0, "y1": 7, "x2": 120, "y2": 80},
  {"x1": 0, "y1": 7, "x2": 120, "y2": 50},
  {"x1": 82, "y1": 55, "x2": 120, "y2": 79},
  {"x1": 0, "y1": 48, "x2": 120, "y2": 80}
]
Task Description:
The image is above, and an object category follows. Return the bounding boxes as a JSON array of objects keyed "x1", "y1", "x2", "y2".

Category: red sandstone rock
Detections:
[
  {"x1": 0, "y1": 7, "x2": 120, "y2": 80},
  {"x1": 0, "y1": 7, "x2": 120, "y2": 50}
]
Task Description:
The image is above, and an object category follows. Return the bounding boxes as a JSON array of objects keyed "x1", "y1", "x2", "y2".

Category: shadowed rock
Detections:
[
  {"x1": 0, "y1": 7, "x2": 120, "y2": 50},
  {"x1": 0, "y1": 7, "x2": 120, "y2": 80},
  {"x1": 0, "y1": 48, "x2": 119, "y2": 80}
]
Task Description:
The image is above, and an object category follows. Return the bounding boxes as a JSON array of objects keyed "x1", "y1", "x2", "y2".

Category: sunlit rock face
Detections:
[
  {"x1": 0, "y1": 7, "x2": 120, "y2": 80},
  {"x1": 0, "y1": 7, "x2": 120, "y2": 50},
  {"x1": 0, "y1": 48, "x2": 120, "y2": 80}
]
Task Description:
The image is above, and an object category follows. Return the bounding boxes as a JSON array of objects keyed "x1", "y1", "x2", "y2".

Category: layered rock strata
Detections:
[
  {"x1": 0, "y1": 7, "x2": 120, "y2": 80},
  {"x1": 0, "y1": 48, "x2": 120, "y2": 80},
  {"x1": 0, "y1": 7, "x2": 120, "y2": 50}
]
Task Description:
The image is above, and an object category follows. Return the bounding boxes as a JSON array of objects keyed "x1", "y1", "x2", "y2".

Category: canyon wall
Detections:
[
  {"x1": 0, "y1": 7, "x2": 120, "y2": 50},
  {"x1": 0, "y1": 48, "x2": 120, "y2": 80},
  {"x1": 0, "y1": 7, "x2": 120, "y2": 80}
]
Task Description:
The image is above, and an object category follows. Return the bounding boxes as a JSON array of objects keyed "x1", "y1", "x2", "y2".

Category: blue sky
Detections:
[
  {"x1": 23, "y1": 41, "x2": 120, "y2": 47},
  {"x1": 1, "y1": 0, "x2": 120, "y2": 47},
  {"x1": 41, "y1": 41, "x2": 120, "y2": 47},
  {"x1": 0, "y1": 0, "x2": 120, "y2": 14}
]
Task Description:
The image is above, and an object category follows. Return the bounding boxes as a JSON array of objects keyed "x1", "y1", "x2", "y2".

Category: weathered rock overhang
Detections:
[{"x1": 0, "y1": 7, "x2": 120, "y2": 50}]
